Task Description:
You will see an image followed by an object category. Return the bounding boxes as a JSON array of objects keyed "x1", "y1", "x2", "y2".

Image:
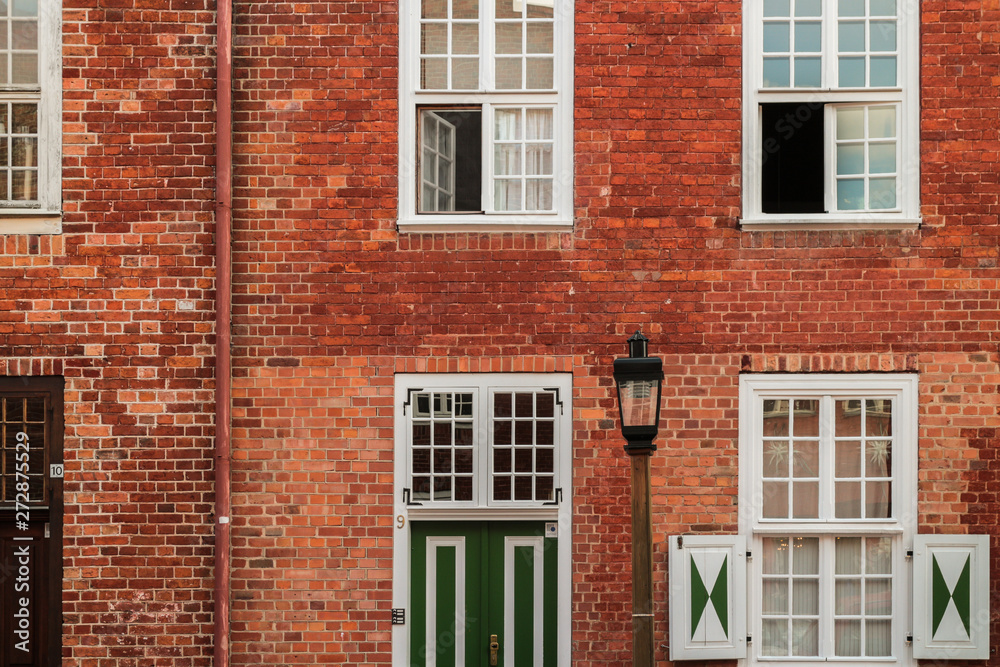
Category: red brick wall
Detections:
[
  {"x1": 224, "y1": 1, "x2": 1000, "y2": 665},
  {"x1": 0, "y1": 0, "x2": 994, "y2": 665},
  {"x1": 3, "y1": 2, "x2": 220, "y2": 665}
]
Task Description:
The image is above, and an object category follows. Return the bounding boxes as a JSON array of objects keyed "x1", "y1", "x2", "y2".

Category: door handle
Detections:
[{"x1": 489, "y1": 633, "x2": 499, "y2": 666}]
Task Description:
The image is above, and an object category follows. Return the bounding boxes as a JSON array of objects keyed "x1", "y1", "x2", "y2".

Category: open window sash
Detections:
[{"x1": 419, "y1": 111, "x2": 457, "y2": 213}]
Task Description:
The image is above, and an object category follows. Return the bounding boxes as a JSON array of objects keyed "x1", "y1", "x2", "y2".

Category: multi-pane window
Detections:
[
  {"x1": 740, "y1": 375, "x2": 917, "y2": 664},
  {"x1": 402, "y1": 375, "x2": 570, "y2": 508},
  {"x1": 409, "y1": 391, "x2": 475, "y2": 502},
  {"x1": 401, "y1": 0, "x2": 572, "y2": 228},
  {"x1": 836, "y1": 0, "x2": 898, "y2": 87},
  {"x1": 760, "y1": 536, "x2": 894, "y2": 657},
  {"x1": 493, "y1": 106, "x2": 554, "y2": 212},
  {"x1": 490, "y1": 389, "x2": 556, "y2": 502},
  {"x1": 419, "y1": 0, "x2": 481, "y2": 89},
  {"x1": 0, "y1": 2, "x2": 39, "y2": 204},
  {"x1": 743, "y1": 0, "x2": 917, "y2": 224},
  {"x1": 418, "y1": 0, "x2": 554, "y2": 89},
  {"x1": 0, "y1": 0, "x2": 60, "y2": 230},
  {"x1": 833, "y1": 105, "x2": 898, "y2": 211},
  {"x1": 1, "y1": 392, "x2": 48, "y2": 504},
  {"x1": 760, "y1": 397, "x2": 893, "y2": 520},
  {"x1": 0, "y1": 102, "x2": 38, "y2": 202},
  {"x1": 761, "y1": 0, "x2": 897, "y2": 89},
  {"x1": 761, "y1": 0, "x2": 822, "y2": 87}
]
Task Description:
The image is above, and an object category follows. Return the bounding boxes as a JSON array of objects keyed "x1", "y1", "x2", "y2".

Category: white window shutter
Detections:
[
  {"x1": 912, "y1": 534, "x2": 990, "y2": 659},
  {"x1": 668, "y1": 535, "x2": 746, "y2": 660}
]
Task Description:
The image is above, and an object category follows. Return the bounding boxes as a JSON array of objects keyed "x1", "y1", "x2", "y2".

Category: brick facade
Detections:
[
  {"x1": 0, "y1": 0, "x2": 995, "y2": 665},
  {"x1": 46, "y1": 1, "x2": 217, "y2": 664}
]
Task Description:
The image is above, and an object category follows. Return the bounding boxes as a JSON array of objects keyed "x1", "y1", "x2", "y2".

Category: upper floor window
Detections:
[
  {"x1": 0, "y1": 0, "x2": 60, "y2": 234},
  {"x1": 398, "y1": 0, "x2": 573, "y2": 231},
  {"x1": 742, "y1": 0, "x2": 918, "y2": 228}
]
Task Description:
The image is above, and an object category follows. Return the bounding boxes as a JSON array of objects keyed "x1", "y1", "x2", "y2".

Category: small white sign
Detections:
[{"x1": 545, "y1": 522, "x2": 558, "y2": 539}]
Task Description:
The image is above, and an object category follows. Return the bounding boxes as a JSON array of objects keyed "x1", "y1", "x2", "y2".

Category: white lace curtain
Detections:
[
  {"x1": 494, "y1": 108, "x2": 553, "y2": 211},
  {"x1": 761, "y1": 537, "x2": 892, "y2": 658}
]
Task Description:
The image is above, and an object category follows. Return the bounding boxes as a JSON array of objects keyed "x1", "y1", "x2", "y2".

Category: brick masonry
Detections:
[
  {"x1": 31, "y1": 1, "x2": 217, "y2": 665},
  {"x1": 0, "y1": 0, "x2": 994, "y2": 665}
]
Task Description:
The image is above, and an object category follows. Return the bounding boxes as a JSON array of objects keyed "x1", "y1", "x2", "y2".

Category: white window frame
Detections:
[
  {"x1": 398, "y1": 0, "x2": 574, "y2": 231},
  {"x1": 739, "y1": 374, "x2": 918, "y2": 666},
  {"x1": 741, "y1": 0, "x2": 919, "y2": 229},
  {"x1": 391, "y1": 372, "x2": 573, "y2": 667},
  {"x1": 0, "y1": 0, "x2": 61, "y2": 234},
  {"x1": 395, "y1": 373, "x2": 572, "y2": 517}
]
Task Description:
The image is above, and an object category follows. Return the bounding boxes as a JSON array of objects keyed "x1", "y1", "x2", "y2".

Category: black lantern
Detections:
[{"x1": 613, "y1": 331, "x2": 664, "y2": 453}]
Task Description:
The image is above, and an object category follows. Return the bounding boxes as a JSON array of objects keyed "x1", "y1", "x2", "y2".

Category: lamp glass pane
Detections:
[{"x1": 618, "y1": 378, "x2": 658, "y2": 428}]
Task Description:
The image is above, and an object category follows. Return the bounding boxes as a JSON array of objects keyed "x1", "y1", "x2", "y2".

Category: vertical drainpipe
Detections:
[{"x1": 214, "y1": 0, "x2": 233, "y2": 665}]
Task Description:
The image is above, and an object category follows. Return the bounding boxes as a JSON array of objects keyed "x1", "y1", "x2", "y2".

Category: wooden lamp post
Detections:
[{"x1": 613, "y1": 331, "x2": 664, "y2": 667}]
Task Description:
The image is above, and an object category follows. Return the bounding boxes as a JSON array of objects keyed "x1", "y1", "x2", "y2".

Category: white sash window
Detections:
[
  {"x1": 399, "y1": 0, "x2": 573, "y2": 230},
  {"x1": 739, "y1": 374, "x2": 917, "y2": 665},
  {"x1": 742, "y1": 0, "x2": 918, "y2": 227},
  {"x1": 0, "y1": 0, "x2": 61, "y2": 234}
]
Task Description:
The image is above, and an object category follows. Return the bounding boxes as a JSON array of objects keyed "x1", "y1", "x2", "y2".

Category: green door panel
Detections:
[
  {"x1": 410, "y1": 521, "x2": 557, "y2": 667},
  {"x1": 410, "y1": 523, "x2": 486, "y2": 666}
]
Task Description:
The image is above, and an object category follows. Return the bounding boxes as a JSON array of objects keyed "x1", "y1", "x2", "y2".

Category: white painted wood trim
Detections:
[
  {"x1": 0, "y1": 214, "x2": 61, "y2": 235},
  {"x1": 669, "y1": 534, "x2": 747, "y2": 660},
  {"x1": 407, "y1": 507, "x2": 560, "y2": 521},
  {"x1": 392, "y1": 372, "x2": 573, "y2": 667},
  {"x1": 426, "y1": 536, "x2": 467, "y2": 667},
  {"x1": 504, "y1": 536, "x2": 545, "y2": 666},
  {"x1": 912, "y1": 534, "x2": 990, "y2": 659},
  {"x1": 39, "y1": 0, "x2": 62, "y2": 218},
  {"x1": 749, "y1": 523, "x2": 904, "y2": 535}
]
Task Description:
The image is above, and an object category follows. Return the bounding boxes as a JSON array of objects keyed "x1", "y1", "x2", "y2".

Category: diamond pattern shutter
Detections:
[
  {"x1": 912, "y1": 534, "x2": 990, "y2": 659},
  {"x1": 668, "y1": 535, "x2": 746, "y2": 660}
]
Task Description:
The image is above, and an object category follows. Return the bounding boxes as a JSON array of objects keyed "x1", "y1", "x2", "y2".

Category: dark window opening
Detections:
[{"x1": 762, "y1": 103, "x2": 825, "y2": 214}]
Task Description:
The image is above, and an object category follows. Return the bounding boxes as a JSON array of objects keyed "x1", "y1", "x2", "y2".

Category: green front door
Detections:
[{"x1": 410, "y1": 521, "x2": 557, "y2": 667}]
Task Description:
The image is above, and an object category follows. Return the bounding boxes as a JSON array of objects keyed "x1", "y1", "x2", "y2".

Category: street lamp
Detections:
[
  {"x1": 613, "y1": 331, "x2": 663, "y2": 667},
  {"x1": 613, "y1": 331, "x2": 663, "y2": 453}
]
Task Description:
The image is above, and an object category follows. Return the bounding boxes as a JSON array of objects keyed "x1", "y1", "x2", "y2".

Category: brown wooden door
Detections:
[
  {"x1": 0, "y1": 378, "x2": 62, "y2": 667},
  {"x1": 0, "y1": 518, "x2": 48, "y2": 666}
]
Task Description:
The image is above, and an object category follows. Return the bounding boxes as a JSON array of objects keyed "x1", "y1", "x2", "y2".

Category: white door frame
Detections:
[{"x1": 391, "y1": 373, "x2": 573, "y2": 667}]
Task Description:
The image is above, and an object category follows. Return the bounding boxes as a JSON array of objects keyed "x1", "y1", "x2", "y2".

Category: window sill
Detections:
[
  {"x1": 750, "y1": 657, "x2": 899, "y2": 663},
  {"x1": 739, "y1": 216, "x2": 921, "y2": 231},
  {"x1": 0, "y1": 212, "x2": 62, "y2": 235},
  {"x1": 398, "y1": 215, "x2": 573, "y2": 233},
  {"x1": 752, "y1": 523, "x2": 904, "y2": 535}
]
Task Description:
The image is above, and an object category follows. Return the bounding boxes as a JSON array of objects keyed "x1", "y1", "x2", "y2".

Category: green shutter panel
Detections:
[
  {"x1": 668, "y1": 535, "x2": 746, "y2": 660},
  {"x1": 913, "y1": 534, "x2": 990, "y2": 659}
]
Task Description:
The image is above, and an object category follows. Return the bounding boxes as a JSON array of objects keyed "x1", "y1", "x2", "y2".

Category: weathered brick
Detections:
[{"x1": 1, "y1": 0, "x2": 996, "y2": 665}]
